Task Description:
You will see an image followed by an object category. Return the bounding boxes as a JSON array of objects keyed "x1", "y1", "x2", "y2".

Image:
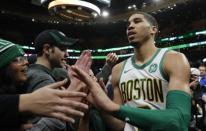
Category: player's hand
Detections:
[
  {"x1": 68, "y1": 50, "x2": 92, "y2": 92},
  {"x1": 71, "y1": 66, "x2": 120, "y2": 112}
]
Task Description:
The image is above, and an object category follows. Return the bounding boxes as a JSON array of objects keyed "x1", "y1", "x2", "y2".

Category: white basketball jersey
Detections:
[{"x1": 119, "y1": 48, "x2": 169, "y2": 131}]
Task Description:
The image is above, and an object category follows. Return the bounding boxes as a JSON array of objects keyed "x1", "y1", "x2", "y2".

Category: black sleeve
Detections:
[
  {"x1": 96, "y1": 64, "x2": 112, "y2": 84},
  {"x1": 0, "y1": 95, "x2": 21, "y2": 127}
]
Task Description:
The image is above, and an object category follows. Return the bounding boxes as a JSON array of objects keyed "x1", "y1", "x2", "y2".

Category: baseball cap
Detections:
[
  {"x1": 34, "y1": 29, "x2": 78, "y2": 53},
  {"x1": 0, "y1": 39, "x2": 25, "y2": 68},
  {"x1": 190, "y1": 68, "x2": 200, "y2": 76}
]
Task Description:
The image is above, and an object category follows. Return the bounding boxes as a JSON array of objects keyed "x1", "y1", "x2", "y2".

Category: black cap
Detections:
[{"x1": 34, "y1": 29, "x2": 78, "y2": 53}]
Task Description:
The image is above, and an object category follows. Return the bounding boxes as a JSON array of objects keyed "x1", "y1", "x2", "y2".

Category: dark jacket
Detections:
[
  {"x1": 26, "y1": 64, "x2": 66, "y2": 131},
  {"x1": 0, "y1": 79, "x2": 26, "y2": 130},
  {"x1": 0, "y1": 95, "x2": 22, "y2": 130},
  {"x1": 26, "y1": 64, "x2": 55, "y2": 93}
]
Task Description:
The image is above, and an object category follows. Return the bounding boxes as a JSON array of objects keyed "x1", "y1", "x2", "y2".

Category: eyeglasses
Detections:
[{"x1": 12, "y1": 56, "x2": 28, "y2": 64}]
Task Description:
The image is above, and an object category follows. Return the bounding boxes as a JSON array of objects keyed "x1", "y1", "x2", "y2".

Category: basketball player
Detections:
[{"x1": 71, "y1": 12, "x2": 191, "y2": 131}]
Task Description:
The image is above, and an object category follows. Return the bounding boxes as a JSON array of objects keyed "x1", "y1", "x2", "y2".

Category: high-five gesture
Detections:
[
  {"x1": 67, "y1": 50, "x2": 92, "y2": 92},
  {"x1": 71, "y1": 66, "x2": 120, "y2": 112}
]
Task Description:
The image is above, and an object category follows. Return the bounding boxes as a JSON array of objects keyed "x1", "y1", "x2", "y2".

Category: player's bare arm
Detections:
[
  {"x1": 100, "y1": 62, "x2": 125, "y2": 131},
  {"x1": 163, "y1": 50, "x2": 191, "y2": 94}
]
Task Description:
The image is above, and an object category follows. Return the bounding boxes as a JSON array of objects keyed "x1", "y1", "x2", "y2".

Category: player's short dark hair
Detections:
[{"x1": 135, "y1": 12, "x2": 158, "y2": 31}]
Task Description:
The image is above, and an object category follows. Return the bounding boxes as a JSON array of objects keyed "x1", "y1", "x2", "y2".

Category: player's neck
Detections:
[{"x1": 134, "y1": 40, "x2": 157, "y2": 64}]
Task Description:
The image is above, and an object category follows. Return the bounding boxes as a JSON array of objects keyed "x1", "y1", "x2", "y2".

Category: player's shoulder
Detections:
[
  {"x1": 164, "y1": 50, "x2": 189, "y2": 72},
  {"x1": 112, "y1": 59, "x2": 128, "y2": 82},
  {"x1": 113, "y1": 59, "x2": 127, "y2": 72},
  {"x1": 164, "y1": 50, "x2": 187, "y2": 62}
]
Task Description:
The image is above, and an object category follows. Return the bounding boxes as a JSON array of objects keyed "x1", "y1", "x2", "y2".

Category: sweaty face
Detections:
[
  {"x1": 49, "y1": 46, "x2": 68, "y2": 68},
  {"x1": 126, "y1": 14, "x2": 155, "y2": 46},
  {"x1": 9, "y1": 56, "x2": 28, "y2": 83}
]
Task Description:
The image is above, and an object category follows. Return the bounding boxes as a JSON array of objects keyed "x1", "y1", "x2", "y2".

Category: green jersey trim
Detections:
[
  {"x1": 118, "y1": 60, "x2": 127, "y2": 85},
  {"x1": 159, "y1": 49, "x2": 169, "y2": 81},
  {"x1": 131, "y1": 48, "x2": 161, "y2": 69}
]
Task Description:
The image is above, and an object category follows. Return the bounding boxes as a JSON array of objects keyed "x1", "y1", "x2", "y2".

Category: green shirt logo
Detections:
[{"x1": 149, "y1": 63, "x2": 158, "y2": 73}]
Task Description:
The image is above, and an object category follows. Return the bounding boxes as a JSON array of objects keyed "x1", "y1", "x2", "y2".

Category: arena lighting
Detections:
[
  {"x1": 95, "y1": 29, "x2": 206, "y2": 52},
  {"x1": 31, "y1": 0, "x2": 47, "y2": 6},
  {"x1": 22, "y1": 46, "x2": 35, "y2": 50},
  {"x1": 101, "y1": 10, "x2": 109, "y2": 17},
  {"x1": 153, "y1": 0, "x2": 161, "y2": 2},
  {"x1": 158, "y1": 30, "x2": 206, "y2": 43},
  {"x1": 203, "y1": 58, "x2": 206, "y2": 62},
  {"x1": 21, "y1": 45, "x2": 80, "y2": 53},
  {"x1": 96, "y1": 0, "x2": 111, "y2": 5},
  {"x1": 21, "y1": 29, "x2": 206, "y2": 53},
  {"x1": 97, "y1": 46, "x2": 132, "y2": 52},
  {"x1": 22, "y1": 40, "x2": 206, "y2": 60},
  {"x1": 67, "y1": 40, "x2": 206, "y2": 59},
  {"x1": 196, "y1": 30, "x2": 206, "y2": 35},
  {"x1": 168, "y1": 40, "x2": 206, "y2": 50},
  {"x1": 48, "y1": 0, "x2": 101, "y2": 21}
]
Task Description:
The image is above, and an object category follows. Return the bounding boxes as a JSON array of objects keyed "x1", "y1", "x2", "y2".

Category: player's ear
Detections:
[{"x1": 151, "y1": 26, "x2": 158, "y2": 36}]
